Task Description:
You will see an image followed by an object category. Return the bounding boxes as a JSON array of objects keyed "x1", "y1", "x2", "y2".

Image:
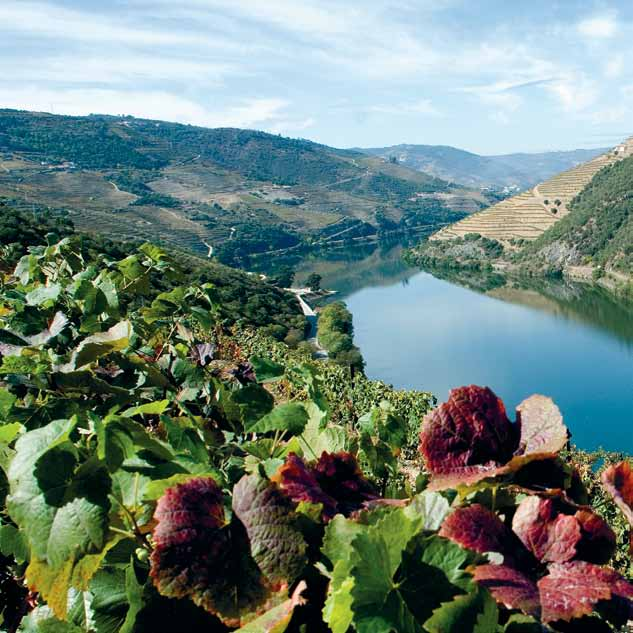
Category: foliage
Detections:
[
  {"x1": 130, "y1": 193, "x2": 181, "y2": 209},
  {"x1": 519, "y1": 156, "x2": 633, "y2": 274},
  {"x1": 213, "y1": 223, "x2": 301, "y2": 268},
  {"x1": 0, "y1": 111, "x2": 163, "y2": 169},
  {"x1": 317, "y1": 302, "x2": 364, "y2": 371},
  {"x1": 404, "y1": 234, "x2": 504, "y2": 272},
  {"x1": 0, "y1": 202, "x2": 304, "y2": 339},
  {"x1": 268, "y1": 267, "x2": 295, "y2": 290},
  {"x1": 2, "y1": 225, "x2": 633, "y2": 631},
  {"x1": 231, "y1": 326, "x2": 434, "y2": 461},
  {"x1": 305, "y1": 273, "x2": 322, "y2": 292}
]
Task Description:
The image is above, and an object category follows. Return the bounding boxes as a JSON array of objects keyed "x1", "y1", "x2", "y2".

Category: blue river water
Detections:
[{"x1": 341, "y1": 269, "x2": 633, "y2": 454}]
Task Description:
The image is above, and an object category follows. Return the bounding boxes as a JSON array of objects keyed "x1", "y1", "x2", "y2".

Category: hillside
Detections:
[
  {"x1": 0, "y1": 201, "x2": 305, "y2": 339},
  {"x1": 429, "y1": 139, "x2": 633, "y2": 243},
  {"x1": 406, "y1": 139, "x2": 633, "y2": 293},
  {"x1": 0, "y1": 109, "x2": 491, "y2": 266},
  {"x1": 2, "y1": 161, "x2": 633, "y2": 633},
  {"x1": 359, "y1": 143, "x2": 606, "y2": 189},
  {"x1": 517, "y1": 152, "x2": 633, "y2": 277}
]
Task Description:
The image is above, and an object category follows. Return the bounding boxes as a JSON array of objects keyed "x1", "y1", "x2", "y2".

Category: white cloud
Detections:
[
  {"x1": 369, "y1": 99, "x2": 442, "y2": 117},
  {"x1": 605, "y1": 55, "x2": 624, "y2": 79},
  {"x1": 0, "y1": 87, "x2": 213, "y2": 124},
  {"x1": 545, "y1": 75, "x2": 598, "y2": 113},
  {"x1": 207, "y1": 99, "x2": 290, "y2": 128},
  {"x1": 0, "y1": 55, "x2": 234, "y2": 85},
  {"x1": 0, "y1": 87, "x2": 300, "y2": 132},
  {"x1": 577, "y1": 13, "x2": 618, "y2": 39},
  {"x1": 0, "y1": 0, "x2": 252, "y2": 52},
  {"x1": 589, "y1": 105, "x2": 629, "y2": 124},
  {"x1": 268, "y1": 117, "x2": 316, "y2": 135},
  {"x1": 182, "y1": 0, "x2": 360, "y2": 37},
  {"x1": 461, "y1": 81, "x2": 524, "y2": 124}
]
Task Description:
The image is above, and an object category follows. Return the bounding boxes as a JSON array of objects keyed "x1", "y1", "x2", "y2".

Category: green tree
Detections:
[
  {"x1": 269, "y1": 266, "x2": 295, "y2": 289},
  {"x1": 305, "y1": 273, "x2": 322, "y2": 292}
]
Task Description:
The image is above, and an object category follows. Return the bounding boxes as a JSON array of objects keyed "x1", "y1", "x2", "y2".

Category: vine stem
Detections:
[
  {"x1": 111, "y1": 495, "x2": 152, "y2": 551},
  {"x1": 270, "y1": 429, "x2": 282, "y2": 457},
  {"x1": 110, "y1": 526, "x2": 137, "y2": 540},
  {"x1": 300, "y1": 433, "x2": 318, "y2": 460}
]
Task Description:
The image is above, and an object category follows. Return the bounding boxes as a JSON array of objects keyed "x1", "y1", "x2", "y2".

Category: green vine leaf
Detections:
[
  {"x1": 68, "y1": 321, "x2": 132, "y2": 370},
  {"x1": 249, "y1": 356, "x2": 285, "y2": 383},
  {"x1": 249, "y1": 403, "x2": 309, "y2": 435},
  {"x1": 424, "y1": 585, "x2": 498, "y2": 633}
]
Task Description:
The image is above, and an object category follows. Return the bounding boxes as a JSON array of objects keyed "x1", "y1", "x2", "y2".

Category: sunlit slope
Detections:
[
  {"x1": 431, "y1": 139, "x2": 633, "y2": 242},
  {"x1": 0, "y1": 109, "x2": 487, "y2": 264}
]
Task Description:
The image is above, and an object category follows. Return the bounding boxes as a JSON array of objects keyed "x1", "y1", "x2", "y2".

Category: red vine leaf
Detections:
[
  {"x1": 419, "y1": 386, "x2": 569, "y2": 491},
  {"x1": 272, "y1": 452, "x2": 377, "y2": 522},
  {"x1": 271, "y1": 454, "x2": 337, "y2": 518},
  {"x1": 419, "y1": 386, "x2": 516, "y2": 484},
  {"x1": 538, "y1": 561, "x2": 633, "y2": 623},
  {"x1": 311, "y1": 451, "x2": 378, "y2": 516},
  {"x1": 601, "y1": 461, "x2": 633, "y2": 526},
  {"x1": 439, "y1": 504, "x2": 516, "y2": 559},
  {"x1": 573, "y1": 509, "x2": 616, "y2": 564},
  {"x1": 150, "y1": 477, "x2": 284, "y2": 627},
  {"x1": 151, "y1": 476, "x2": 225, "y2": 548},
  {"x1": 512, "y1": 497, "x2": 580, "y2": 564},
  {"x1": 472, "y1": 564, "x2": 540, "y2": 618}
]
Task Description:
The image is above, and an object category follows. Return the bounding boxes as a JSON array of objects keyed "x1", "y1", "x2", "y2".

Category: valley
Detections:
[
  {"x1": 0, "y1": 109, "x2": 492, "y2": 267},
  {"x1": 8, "y1": 3, "x2": 633, "y2": 630}
]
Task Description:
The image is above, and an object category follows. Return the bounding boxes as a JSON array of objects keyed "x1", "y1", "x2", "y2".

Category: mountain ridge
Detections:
[{"x1": 356, "y1": 143, "x2": 607, "y2": 189}]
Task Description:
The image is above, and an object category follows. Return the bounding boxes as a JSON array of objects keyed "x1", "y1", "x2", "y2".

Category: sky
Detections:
[{"x1": 1, "y1": 0, "x2": 633, "y2": 154}]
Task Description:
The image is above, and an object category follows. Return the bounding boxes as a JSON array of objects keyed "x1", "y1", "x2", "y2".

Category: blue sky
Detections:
[{"x1": 1, "y1": 0, "x2": 632, "y2": 154}]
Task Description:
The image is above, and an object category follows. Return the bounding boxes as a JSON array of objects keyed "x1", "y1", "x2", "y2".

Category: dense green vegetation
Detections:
[
  {"x1": 404, "y1": 233, "x2": 504, "y2": 272},
  {"x1": 130, "y1": 193, "x2": 181, "y2": 208},
  {"x1": 106, "y1": 172, "x2": 156, "y2": 197},
  {"x1": 214, "y1": 223, "x2": 302, "y2": 268},
  {"x1": 3, "y1": 196, "x2": 633, "y2": 631},
  {"x1": 519, "y1": 156, "x2": 633, "y2": 274},
  {"x1": 0, "y1": 203, "x2": 304, "y2": 338},
  {"x1": 0, "y1": 110, "x2": 443, "y2": 191},
  {"x1": 317, "y1": 302, "x2": 364, "y2": 371},
  {"x1": 0, "y1": 112, "x2": 164, "y2": 169}
]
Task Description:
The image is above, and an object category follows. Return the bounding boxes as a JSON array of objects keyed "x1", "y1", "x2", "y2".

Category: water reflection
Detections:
[{"x1": 257, "y1": 240, "x2": 633, "y2": 452}]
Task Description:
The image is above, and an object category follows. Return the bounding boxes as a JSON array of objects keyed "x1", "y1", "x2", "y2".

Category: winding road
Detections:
[{"x1": 287, "y1": 289, "x2": 328, "y2": 360}]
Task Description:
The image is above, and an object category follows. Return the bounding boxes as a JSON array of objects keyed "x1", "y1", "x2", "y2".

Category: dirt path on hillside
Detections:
[{"x1": 319, "y1": 170, "x2": 371, "y2": 190}]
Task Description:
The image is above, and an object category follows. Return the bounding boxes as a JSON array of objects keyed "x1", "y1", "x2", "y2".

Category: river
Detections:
[{"x1": 266, "y1": 240, "x2": 633, "y2": 453}]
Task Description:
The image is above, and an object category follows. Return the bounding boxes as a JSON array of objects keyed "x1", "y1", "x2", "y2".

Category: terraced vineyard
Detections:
[{"x1": 431, "y1": 138, "x2": 633, "y2": 243}]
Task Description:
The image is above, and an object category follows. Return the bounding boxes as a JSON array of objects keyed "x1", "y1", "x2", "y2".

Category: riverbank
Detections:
[{"x1": 404, "y1": 234, "x2": 633, "y2": 301}]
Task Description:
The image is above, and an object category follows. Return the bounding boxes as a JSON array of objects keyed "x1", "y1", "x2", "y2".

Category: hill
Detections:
[
  {"x1": 406, "y1": 139, "x2": 633, "y2": 293},
  {"x1": 0, "y1": 109, "x2": 491, "y2": 266},
  {"x1": 358, "y1": 143, "x2": 607, "y2": 189},
  {"x1": 428, "y1": 139, "x2": 633, "y2": 243},
  {"x1": 0, "y1": 201, "x2": 305, "y2": 339},
  {"x1": 517, "y1": 152, "x2": 633, "y2": 278}
]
